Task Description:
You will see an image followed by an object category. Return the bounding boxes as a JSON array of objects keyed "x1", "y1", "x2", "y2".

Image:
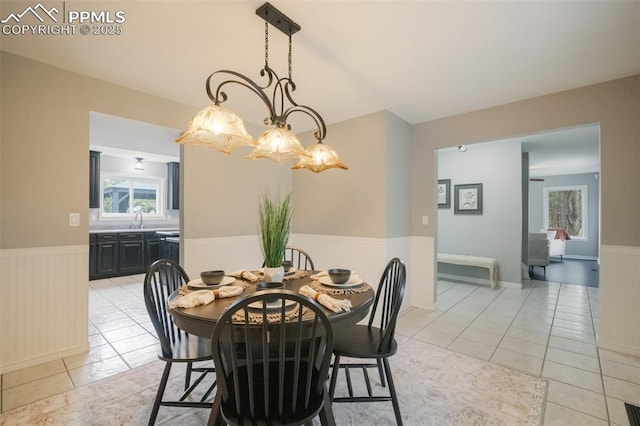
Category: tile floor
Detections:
[{"x1": 2, "y1": 275, "x2": 639, "y2": 425}]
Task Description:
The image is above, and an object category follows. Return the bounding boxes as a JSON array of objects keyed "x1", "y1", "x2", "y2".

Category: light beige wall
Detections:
[
  {"x1": 293, "y1": 111, "x2": 387, "y2": 238},
  {"x1": 411, "y1": 75, "x2": 640, "y2": 247},
  {"x1": 385, "y1": 111, "x2": 412, "y2": 238},
  {"x1": 0, "y1": 52, "x2": 197, "y2": 249},
  {"x1": 182, "y1": 136, "x2": 292, "y2": 239}
]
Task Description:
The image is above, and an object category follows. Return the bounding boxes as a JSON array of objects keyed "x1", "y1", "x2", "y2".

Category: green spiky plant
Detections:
[{"x1": 258, "y1": 191, "x2": 293, "y2": 268}]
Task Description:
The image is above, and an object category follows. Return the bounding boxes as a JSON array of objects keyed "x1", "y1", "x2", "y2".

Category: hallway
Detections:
[{"x1": 530, "y1": 258, "x2": 600, "y2": 287}]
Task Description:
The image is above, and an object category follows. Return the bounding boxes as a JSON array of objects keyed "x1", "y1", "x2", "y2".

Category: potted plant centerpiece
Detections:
[{"x1": 258, "y1": 191, "x2": 292, "y2": 283}]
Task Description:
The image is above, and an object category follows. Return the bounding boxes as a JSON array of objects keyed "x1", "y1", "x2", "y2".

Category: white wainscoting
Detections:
[
  {"x1": 597, "y1": 244, "x2": 640, "y2": 356},
  {"x1": 409, "y1": 236, "x2": 435, "y2": 310},
  {"x1": 290, "y1": 234, "x2": 434, "y2": 311},
  {"x1": 183, "y1": 234, "x2": 436, "y2": 312},
  {"x1": 0, "y1": 245, "x2": 89, "y2": 374}
]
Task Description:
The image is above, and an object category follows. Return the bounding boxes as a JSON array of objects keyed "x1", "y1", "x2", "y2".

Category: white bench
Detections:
[{"x1": 437, "y1": 253, "x2": 499, "y2": 289}]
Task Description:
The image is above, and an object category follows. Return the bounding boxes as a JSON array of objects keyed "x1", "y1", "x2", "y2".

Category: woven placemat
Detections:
[
  {"x1": 309, "y1": 280, "x2": 372, "y2": 295},
  {"x1": 230, "y1": 304, "x2": 308, "y2": 324}
]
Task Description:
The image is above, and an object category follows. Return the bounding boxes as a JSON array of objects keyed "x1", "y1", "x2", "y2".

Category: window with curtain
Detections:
[{"x1": 543, "y1": 185, "x2": 587, "y2": 239}]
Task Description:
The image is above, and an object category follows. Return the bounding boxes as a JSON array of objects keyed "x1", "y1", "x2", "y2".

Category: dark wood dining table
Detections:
[{"x1": 168, "y1": 272, "x2": 376, "y2": 339}]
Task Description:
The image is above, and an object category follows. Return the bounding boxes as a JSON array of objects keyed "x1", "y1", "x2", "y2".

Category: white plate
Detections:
[
  {"x1": 319, "y1": 275, "x2": 364, "y2": 288},
  {"x1": 247, "y1": 299, "x2": 297, "y2": 310},
  {"x1": 187, "y1": 276, "x2": 235, "y2": 289}
]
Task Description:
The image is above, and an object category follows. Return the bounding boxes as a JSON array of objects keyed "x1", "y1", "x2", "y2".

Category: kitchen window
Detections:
[
  {"x1": 100, "y1": 172, "x2": 165, "y2": 219},
  {"x1": 543, "y1": 185, "x2": 588, "y2": 239}
]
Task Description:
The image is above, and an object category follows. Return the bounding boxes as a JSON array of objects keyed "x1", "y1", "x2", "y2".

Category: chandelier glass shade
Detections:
[
  {"x1": 292, "y1": 141, "x2": 347, "y2": 173},
  {"x1": 245, "y1": 126, "x2": 310, "y2": 163},
  {"x1": 175, "y1": 2, "x2": 347, "y2": 173},
  {"x1": 175, "y1": 104, "x2": 255, "y2": 154}
]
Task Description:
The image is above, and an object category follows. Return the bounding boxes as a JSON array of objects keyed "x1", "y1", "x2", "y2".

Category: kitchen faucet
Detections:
[{"x1": 132, "y1": 211, "x2": 144, "y2": 229}]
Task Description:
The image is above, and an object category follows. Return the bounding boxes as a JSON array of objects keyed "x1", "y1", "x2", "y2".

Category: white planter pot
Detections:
[{"x1": 264, "y1": 266, "x2": 285, "y2": 283}]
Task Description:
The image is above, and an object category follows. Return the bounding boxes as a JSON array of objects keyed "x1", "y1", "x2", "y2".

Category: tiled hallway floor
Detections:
[
  {"x1": 2, "y1": 275, "x2": 639, "y2": 425},
  {"x1": 396, "y1": 279, "x2": 640, "y2": 425}
]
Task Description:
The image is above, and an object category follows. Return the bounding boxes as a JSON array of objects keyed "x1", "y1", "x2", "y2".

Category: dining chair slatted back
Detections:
[
  {"x1": 143, "y1": 259, "x2": 215, "y2": 425},
  {"x1": 285, "y1": 247, "x2": 315, "y2": 271},
  {"x1": 370, "y1": 257, "x2": 406, "y2": 353},
  {"x1": 144, "y1": 259, "x2": 190, "y2": 357},
  {"x1": 209, "y1": 290, "x2": 336, "y2": 426},
  {"x1": 328, "y1": 257, "x2": 407, "y2": 426}
]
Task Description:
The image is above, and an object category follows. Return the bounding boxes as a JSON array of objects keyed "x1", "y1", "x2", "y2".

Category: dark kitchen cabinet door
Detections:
[
  {"x1": 118, "y1": 233, "x2": 145, "y2": 274},
  {"x1": 145, "y1": 233, "x2": 161, "y2": 268},
  {"x1": 89, "y1": 151, "x2": 101, "y2": 208},
  {"x1": 167, "y1": 241, "x2": 180, "y2": 264},
  {"x1": 167, "y1": 162, "x2": 180, "y2": 210},
  {"x1": 89, "y1": 234, "x2": 97, "y2": 279},
  {"x1": 96, "y1": 236, "x2": 119, "y2": 278}
]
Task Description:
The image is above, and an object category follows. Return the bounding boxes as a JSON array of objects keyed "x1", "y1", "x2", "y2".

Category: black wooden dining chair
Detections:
[
  {"x1": 284, "y1": 247, "x2": 315, "y2": 271},
  {"x1": 208, "y1": 290, "x2": 335, "y2": 426},
  {"x1": 328, "y1": 257, "x2": 406, "y2": 425},
  {"x1": 143, "y1": 259, "x2": 216, "y2": 425}
]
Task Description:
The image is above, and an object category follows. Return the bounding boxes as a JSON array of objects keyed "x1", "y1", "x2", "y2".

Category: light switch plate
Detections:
[
  {"x1": 422, "y1": 215, "x2": 429, "y2": 225},
  {"x1": 69, "y1": 213, "x2": 80, "y2": 227}
]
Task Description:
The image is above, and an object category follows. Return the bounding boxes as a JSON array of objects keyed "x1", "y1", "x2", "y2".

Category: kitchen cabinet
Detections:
[
  {"x1": 160, "y1": 237, "x2": 180, "y2": 263},
  {"x1": 167, "y1": 162, "x2": 180, "y2": 210},
  {"x1": 96, "y1": 233, "x2": 118, "y2": 278},
  {"x1": 90, "y1": 230, "x2": 178, "y2": 280},
  {"x1": 145, "y1": 232, "x2": 162, "y2": 268},
  {"x1": 89, "y1": 234, "x2": 97, "y2": 279},
  {"x1": 118, "y1": 232, "x2": 145, "y2": 275},
  {"x1": 167, "y1": 239, "x2": 180, "y2": 263},
  {"x1": 89, "y1": 151, "x2": 101, "y2": 208}
]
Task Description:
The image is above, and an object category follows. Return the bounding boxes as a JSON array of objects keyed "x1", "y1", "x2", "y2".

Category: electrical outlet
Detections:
[
  {"x1": 69, "y1": 213, "x2": 80, "y2": 227},
  {"x1": 422, "y1": 215, "x2": 428, "y2": 225}
]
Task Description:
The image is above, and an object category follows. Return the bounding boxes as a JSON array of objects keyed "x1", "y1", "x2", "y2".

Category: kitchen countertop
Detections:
[{"x1": 89, "y1": 228, "x2": 179, "y2": 234}]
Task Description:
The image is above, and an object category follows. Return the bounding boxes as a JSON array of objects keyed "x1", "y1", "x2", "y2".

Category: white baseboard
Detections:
[
  {"x1": 597, "y1": 340, "x2": 640, "y2": 357},
  {"x1": 1, "y1": 343, "x2": 89, "y2": 375}
]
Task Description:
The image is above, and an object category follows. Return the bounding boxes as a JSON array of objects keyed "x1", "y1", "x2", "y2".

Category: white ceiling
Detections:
[{"x1": 3, "y1": 1, "x2": 638, "y2": 173}]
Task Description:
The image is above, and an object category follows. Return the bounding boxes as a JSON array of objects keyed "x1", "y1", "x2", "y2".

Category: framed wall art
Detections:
[
  {"x1": 454, "y1": 183, "x2": 483, "y2": 215},
  {"x1": 437, "y1": 179, "x2": 451, "y2": 208}
]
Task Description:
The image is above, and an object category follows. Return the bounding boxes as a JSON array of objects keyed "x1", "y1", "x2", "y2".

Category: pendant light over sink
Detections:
[
  {"x1": 134, "y1": 157, "x2": 144, "y2": 170},
  {"x1": 175, "y1": 2, "x2": 347, "y2": 173}
]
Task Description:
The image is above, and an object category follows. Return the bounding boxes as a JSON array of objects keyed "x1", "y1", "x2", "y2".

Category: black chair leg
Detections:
[
  {"x1": 383, "y1": 358, "x2": 402, "y2": 426},
  {"x1": 319, "y1": 390, "x2": 336, "y2": 426},
  {"x1": 149, "y1": 361, "x2": 172, "y2": 426},
  {"x1": 328, "y1": 355, "x2": 341, "y2": 399},
  {"x1": 207, "y1": 391, "x2": 224, "y2": 426},
  {"x1": 185, "y1": 361, "x2": 193, "y2": 391},
  {"x1": 377, "y1": 359, "x2": 386, "y2": 387}
]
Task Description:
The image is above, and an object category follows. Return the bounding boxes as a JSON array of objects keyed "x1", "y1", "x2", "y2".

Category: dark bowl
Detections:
[
  {"x1": 256, "y1": 282, "x2": 284, "y2": 303},
  {"x1": 328, "y1": 268, "x2": 351, "y2": 284},
  {"x1": 256, "y1": 282, "x2": 284, "y2": 290},
  {"x1": 200, "y1": 270, "x2": 225, "y2": 285},
  {"x1": 281, "y1": 260, "x2": 293, "y2": 272}
]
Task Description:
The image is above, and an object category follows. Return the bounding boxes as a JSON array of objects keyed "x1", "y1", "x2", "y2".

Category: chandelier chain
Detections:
[
  {"x1": 264, "y1": 18, "x2": 269, "y2": 68},
  {"x1": 288, "y1": 32, "x2": 292, "y2": 80}
]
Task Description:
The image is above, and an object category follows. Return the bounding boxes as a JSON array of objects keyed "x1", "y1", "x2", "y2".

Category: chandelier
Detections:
[{"x1": 176, "y1": 2, "x2": 347, "y2": 173}]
